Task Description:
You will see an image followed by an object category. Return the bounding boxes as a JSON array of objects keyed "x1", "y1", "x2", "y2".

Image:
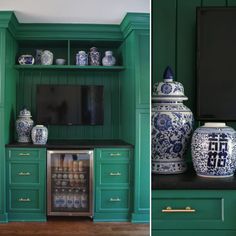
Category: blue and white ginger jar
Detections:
[
  {"x1": 152, "y1": 66, "x2": 194, "y2": 174},
  {"x1": 89, "y1": 47, "x2": 100, "y2": 66},
  {"x1": 16, "y1": 108, "x2": 34, "y2": 143},
  {"x1": 31, "y1": 125, "x2": 48, "y2": 145},
  {"x1": 191, "y1": 123, "x2": 236, "y2": 178},
  {"x1": 76, "y1": 51, "x2": 88, "y2": 66},
  {"x1": 102, "y1": 51, "x2": 116, "y2": 66}
]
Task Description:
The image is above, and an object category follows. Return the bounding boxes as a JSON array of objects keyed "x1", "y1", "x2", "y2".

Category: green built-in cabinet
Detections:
[
  {"x1": 0, "y1": 11, "x2": 150, "y2": 223},
  {"x1": 152, "y1": 0, "x2": 236, "y2": 235},
  {"x1": 94, "y1": 148, "x2": 132, "y2": 222},
  {"x1": 6, "y1": 147, "x2": 46, "y2": 222}
]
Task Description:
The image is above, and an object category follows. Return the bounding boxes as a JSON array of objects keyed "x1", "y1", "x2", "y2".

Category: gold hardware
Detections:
[
  {"x1": 19, "y1": 153, "x2": 30, "y2": 156},
  {"x1": 18, "y1": 172, "x2": 31, "y2": 176},
  {"x1": 162, "y1": 206, "x2": 196, "y2": 213},
  {"x1": 18, "y1": 198, "x2": 31, "y2": 202},
  {"x1": 109, "y1": 197, "x2": 121, "y2": 202},
  {"x1": 110, "y1": 153, "x2": 121, "y2": 157},
  {"x1": 109, "y1": 172, "x2": 121, "y2": 176}
]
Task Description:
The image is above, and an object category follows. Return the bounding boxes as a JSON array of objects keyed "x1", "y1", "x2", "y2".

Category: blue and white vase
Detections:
[
  {"x1": 152, "y1": 66, "x2": 194, "y2": 174},
  {"x1": 16, "y1": 108, "x2": 34, "y2": 143},
  {"x1": 102, "y1": 51, "x2": 116, "y2": 66},
  {"x1": 41, "y1": 50, "x2": 53, "y2": 65},
  {"x1": 31, "y1": 125, "x2": 48, "y2": 145},
  {"x1": 76, "y1": 51, "x2": 88, "y2": 66},
  {"x1": 89, "y1": 47, "x2": 100, "y2": 66},
  {"x1": 191, "y1": 123, "x2": 236, "y2": 178}
]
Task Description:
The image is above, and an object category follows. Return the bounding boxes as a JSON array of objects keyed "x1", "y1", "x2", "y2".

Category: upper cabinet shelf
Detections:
[{"x1": 14, "y1": 65, "x2": 125, "y2": 71}]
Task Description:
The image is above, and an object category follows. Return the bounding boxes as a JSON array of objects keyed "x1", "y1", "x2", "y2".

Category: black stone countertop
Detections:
[
  {"x1": 6, "y1": 139, "x2": 133, "y2": 149},
  {"x1": 152, "y1": 165, "x2": 236, "y2": 190}
]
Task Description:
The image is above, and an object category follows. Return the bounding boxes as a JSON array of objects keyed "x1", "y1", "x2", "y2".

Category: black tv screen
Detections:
[
  {"x1": 197, "y1": 7, "x2": 236, "y2": 121},
  {"x1": 36, "y1": 85, "x2": 104, "y2": 125}
]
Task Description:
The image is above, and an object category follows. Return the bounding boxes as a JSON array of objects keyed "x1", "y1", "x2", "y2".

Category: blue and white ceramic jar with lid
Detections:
[
  {"x1": 152, "y1": 66, "x2": 194, "y2": 174},
  {"x1": 16, "y1": 108, "x2": 34, "y2": 143},
  {"x1": 191, "y1": 123, "x2": 236, "y2": 178},
  {"x1": 31, "y1": 125, "x2": 48, "y2": 145}
]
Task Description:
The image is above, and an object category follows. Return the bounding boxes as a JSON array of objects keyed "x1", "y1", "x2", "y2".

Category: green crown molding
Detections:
[
  {"x1": 0, "y1": 11, "x2": 19, "y2": 37},
  {"x1": 120, "y1": 13, "x2": 150, "y2": 39},
  {"x1": 0, "y1": 11, "x2": 149, "y2": 41}
]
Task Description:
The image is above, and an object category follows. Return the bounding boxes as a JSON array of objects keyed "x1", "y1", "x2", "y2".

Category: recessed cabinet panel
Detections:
[
  {"x1": 9, "y1": 163, "x2": 40, "y2": 184},
  {"x1": 8, "y1": 149, "x2": 41, "y2": 160},
  {"x1": 98, "y1": 149, "x2": 130, "y2": 161},
  {"x1": 96, "y1": 188, "x2": 130, "y2": 212},
  {"x1": 9, "y1": 189, "x2": 40, "y2": 211},
  {"x1": 100, "y1": 163, "x2": 130, "y2": 185}
]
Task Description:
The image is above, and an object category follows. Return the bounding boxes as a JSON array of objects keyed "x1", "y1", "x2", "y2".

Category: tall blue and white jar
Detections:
[
  {"x1": 152, "y1": 66, "x2": 194, "y2": 174},
  {"x1": 191, "y1": 123, "x2": 236, "y2": 178},
  {"x1": 16, "y1": 108, "x2": 34, "y2": 143},
  {"x1": 76, "y1": 51, "x2": 88, "y2": 66}
]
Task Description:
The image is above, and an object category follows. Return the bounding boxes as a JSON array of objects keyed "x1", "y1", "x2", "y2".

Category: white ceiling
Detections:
[{"x1": 0, "y1": 0, "x2": 150, "y2": 24}]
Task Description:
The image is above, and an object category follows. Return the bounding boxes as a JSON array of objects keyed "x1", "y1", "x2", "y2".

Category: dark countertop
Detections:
[
  {"x1": 152, "y1": 165, "x2": 236, "y2": 190},
  {"x1": 6, "y1": 139, "x2": 133, "y2": 149}
]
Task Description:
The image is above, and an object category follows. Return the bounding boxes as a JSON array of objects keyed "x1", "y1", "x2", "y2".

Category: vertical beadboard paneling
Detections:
[
  {"x1": 17, "y1": 70, "x2": 120, "y2": 140},
  {"x1": 153, "y1": 0, "x2": 177, "y2": 85},
  {"x1": 202, "y1": 0, "x2": 227, "y2": 6}
]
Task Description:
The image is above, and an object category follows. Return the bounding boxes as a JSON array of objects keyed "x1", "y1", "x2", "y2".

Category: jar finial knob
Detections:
[{"x1": 163, "y1": 66, "x2": 174, "y2": 81}]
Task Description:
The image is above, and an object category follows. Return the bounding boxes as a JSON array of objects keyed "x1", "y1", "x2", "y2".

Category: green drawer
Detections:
[
  {"x1": 9, "y1": 188, "x2": 41, "y2": 211},
  {"x1": 99, "y1": 163, "x2": 130, "y2": 185},
  {"x1": 8, "y1": 149, "x2": 41, "y2": 161},
  {"x1": 98, "y1": 149, "x2": 130, "y2": 161},
  {"x1": 96, "y1": 188, "x2": 130, "y2": 212},
  {"x1": 9, "y1": 162, "x2": 40, "y2": 184}
]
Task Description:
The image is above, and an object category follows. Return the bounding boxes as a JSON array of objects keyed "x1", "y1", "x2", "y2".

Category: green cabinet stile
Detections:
[{"x1": 6, "y1": 148, "x2": 46, "y2": 222}]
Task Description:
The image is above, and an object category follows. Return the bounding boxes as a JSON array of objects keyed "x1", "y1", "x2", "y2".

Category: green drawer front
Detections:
[
  {"x1": 98, "y1": 149, "x2": 130, "y2": 161},
  {"x1": 9, "y1": 188, "x2": 40, "y2": 211},
  {"x1": 8, "y1": 149, "x2": 40, "y2": 160},
  {"x1": 9, "y1": 162, "x2": 40, "y2": 184},
  {"x1": 100, "y1": 163, "x2": 130, "y2": 185},
  {"x1": 96, "y1": 188, "x2": 130, "y2": 212}
]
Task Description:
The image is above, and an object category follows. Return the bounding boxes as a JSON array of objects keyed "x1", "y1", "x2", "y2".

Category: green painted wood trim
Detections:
[
  {"x1": 93, "y1": 212, "x2": 130, "y2": 222},
  {"x1": 120, "y1": 13, "x2": 150, "y2": 39},
  {"x1": 7, "y1": 212, "x2": 46, "y2": 222},
  {"x1": 0, "y1": 11, "x2": 18, "y2": 37},
  {"x1": 131, "y1": 213, "x2": 150, "y2": 223},
  {"x1": 0, "y1": 29, "x2": 6, "y2": 107},
  {"x1": 0, "y1": 213, "x2": 8, "y2": 223},
  {"x1": 14, "y1": 65, "x2": 125, "y2": 70},
  {"x1": 152, "y1": 230, "x2": 236, "y2": 236}
]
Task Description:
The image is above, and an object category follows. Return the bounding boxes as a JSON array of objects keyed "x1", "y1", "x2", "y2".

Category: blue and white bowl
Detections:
[
  {"x1": 18, "y1": 55, "x2": 35, "y2": 65},
  {"x1": 192, "y1": 123, "x2": 236, "y2": 178}
]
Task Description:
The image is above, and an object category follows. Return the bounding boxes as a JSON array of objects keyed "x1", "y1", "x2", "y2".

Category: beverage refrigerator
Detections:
[{"x1": 47, "y1": 150, "x2": 93, "y2": 217}]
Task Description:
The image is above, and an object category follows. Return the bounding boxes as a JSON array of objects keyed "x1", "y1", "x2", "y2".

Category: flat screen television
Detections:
[
  {"x1": 36, "y1": 85, "x2": 104, "y2": 125},
  {"x1": 197, "y1": 7, "x2": 236, "y2": 121}
]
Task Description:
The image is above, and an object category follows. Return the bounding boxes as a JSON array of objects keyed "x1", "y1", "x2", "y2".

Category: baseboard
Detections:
[
  {"x1": 131, "y1": 213, "x2": 150, "y2": 223},
  {"x1": 93, "y1": 212, "x2": 130, "y2": 222},
  {"x1": 0, "y1": 213, "x2": 8, "y2": 223},
  {"x1": 8, "y1": 212, "x2": 46, "y2": 222}
]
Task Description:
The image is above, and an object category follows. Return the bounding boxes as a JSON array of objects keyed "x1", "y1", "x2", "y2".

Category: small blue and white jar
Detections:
[
  {"x1": 102, "y1": 51, "x2": 116, "y2": 66},
  {"x1": 31, "y1": 125, "x2": 48, "y2": 145},
  {"x1": 41, "y1": 50, "x2": 53, "y2": 65},
  {"x1": 76, "y1": 51, "x2": 88, "y2": 66},
  {"x1": 89, "y1": 47, "x2": 100, "y2": 66},
  {"x1": 16, "y1": 108, "x2": 34, "y2": 143},
  {"x1": 152, "y1": 66, "x2": 194, "y2": 174},
  {"x1": 18, "y1": 55, "x2": 35, "y2": 65},
  {"x1": 192, "y1": 123, "x2": 236, "y2": 178}
]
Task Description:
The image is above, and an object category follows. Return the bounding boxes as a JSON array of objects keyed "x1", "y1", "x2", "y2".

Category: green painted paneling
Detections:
[
  {"x1": 152, "y1": 230, "x2": 236, "y2": 236},
  {"x1": 16, "y1": 70, "x2": 120, "y2": 140},
  {"x1": 0, "y1": 29, "x2": 6, "y2": 107},
  {"x1": 5, "y1": 30, "x2": 17, "y2": 144},
  {"x1": 202, "y1": 0, "x2": 227, "y2": 6}
]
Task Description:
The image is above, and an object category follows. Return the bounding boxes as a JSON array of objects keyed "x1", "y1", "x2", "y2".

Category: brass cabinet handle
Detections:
[
  {"x1": 110, "y1": 153, "x2": 121, "y2": 157},
  {"x1": 18, "y1": 198, "x2": 31, "y2": 202},
  {"x1": 109, "y1": 197, "x2": 121, "y2": 202},
  {"x1": 19, "y1": 153, "x2": 30, "y2": 156},
  {"x1": 162, "y1": 206, "x2": 196, "y2": 213},
  {"x1": 18, "y1": 172, "x2": 31, "y2": 176},
  {"x1": 109, "y1": 172, "x2": 121, "y2": 176}
]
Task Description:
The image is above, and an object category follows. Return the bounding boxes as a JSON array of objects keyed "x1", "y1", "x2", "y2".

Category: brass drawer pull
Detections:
[
  {"x1": 109, "y1": 172, "x2": 121, "y2": 176},
  {"x1": 110, "y1": 153, "x2": 121, "y2": 157},
  {"x1": 18, "y1": 172, "x2": 31, "y2": 176},
  {"x1": 19, "y1": 153, "x2": 30, "y2": 156},
  {"x1": 110, "y1": 197, "x2": 121, "y2": 202},
  {"x1": 162, "y1": 206, "x2": 196, "y2": 213},
  {"x1": 18, "y1": 198, "x2": 31, "y2": 202}
]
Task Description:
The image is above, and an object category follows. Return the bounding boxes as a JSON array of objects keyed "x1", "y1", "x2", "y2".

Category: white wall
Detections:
[{"x1": 0, "y1": 0, "x2": 149, "y2": 24}]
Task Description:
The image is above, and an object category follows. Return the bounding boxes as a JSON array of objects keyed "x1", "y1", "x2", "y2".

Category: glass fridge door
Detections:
[{"x1": 47, "y1": 150, "x2": 93, "y2": 216}]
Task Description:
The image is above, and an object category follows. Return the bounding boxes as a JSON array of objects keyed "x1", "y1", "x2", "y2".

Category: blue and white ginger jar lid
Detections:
[
  {"x1": 18, "y1": 108, "x2": 32, "y2": 118},
  {"x1": 152, "y1": 66, "x2": 188, "y2": 102}
]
